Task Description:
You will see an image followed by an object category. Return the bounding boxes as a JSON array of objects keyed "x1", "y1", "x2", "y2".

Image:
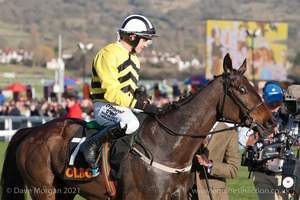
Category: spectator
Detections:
[
  {"x1": 38, "y1": 100, "x2": 50, "y2": 117},
  {"x1": 48, "y1": 98, "x2": 60, "y2": 118},
  {"x1": 29, "y1": 102, "x2": 40, "y2": 116},
  {"x1": 7, "y1": 100, "x2": 21, "y2": 116},
  {"x1": 56, "y1": 104, "x2": 67, "y2": 118},
  {"x1": 80, "y1": 99, "x2": 93, "y2": 120},
  {"x1": 65, "y1": 92, "x2": 82, "y2": 119},
  {"x1": 1, "y1": 102, "x2": 9, "y2": 115},
  {"x1": 20, "y1": 104, "x2": 31, "y2": 117},
  {"x1": 172, "y1": 83, "x2": 181, "y2": 100},
  {"x1": 154, "y1": 83, "x2": 161, "y2": 101},
  {"x1": 188, "y1": 122, "x2": 240, "y2": 200},
  {"x1": 0, "y1": 89, "x2": 5, "y2": 105}
]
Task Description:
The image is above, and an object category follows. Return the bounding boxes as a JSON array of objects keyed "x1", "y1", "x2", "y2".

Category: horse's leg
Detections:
[{"x1": 17, "y1": 142, "x2": 57, "y2": 200}]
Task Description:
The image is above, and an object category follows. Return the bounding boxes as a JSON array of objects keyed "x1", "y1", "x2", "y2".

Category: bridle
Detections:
[
  {"x1": 218, "y1": 73, "x2": 265, "y2": 128},
  {"x1": 154, "y1": 73, "x2": 265, "y2": 138}
]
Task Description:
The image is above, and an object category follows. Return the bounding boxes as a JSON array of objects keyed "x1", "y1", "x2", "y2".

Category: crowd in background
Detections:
[
  {"x1": 0, "y1": 91, "x2": 94, "y2": 121},
  {"x1": 0, "y1": 82, "x2": 194, "y2": 122},
  {"x1": 0, "y1": 92, "x2": 172, "y2": 120}
]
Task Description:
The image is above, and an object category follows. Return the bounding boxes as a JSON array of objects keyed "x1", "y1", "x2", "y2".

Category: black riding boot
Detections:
[{"x1": 80, "y1": 125, "x2": 126, "y2": 169}]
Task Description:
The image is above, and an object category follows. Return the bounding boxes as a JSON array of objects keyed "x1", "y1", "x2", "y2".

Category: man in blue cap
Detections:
[{"x1": 262, "y1": 80, "x2": 284, "y2": 115}]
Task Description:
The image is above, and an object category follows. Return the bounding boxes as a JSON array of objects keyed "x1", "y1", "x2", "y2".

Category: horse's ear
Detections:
[
  {"x1": 223, "y1": 53, "x2": 233, "y2": 74},
  {"x1": 238, "y1": 58, "x2": 247, "y2": 75}
]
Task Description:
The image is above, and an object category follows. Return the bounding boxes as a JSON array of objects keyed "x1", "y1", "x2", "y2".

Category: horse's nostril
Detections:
[{"x1": 265, "y1": 118, "x2": 278, "y2": 129}]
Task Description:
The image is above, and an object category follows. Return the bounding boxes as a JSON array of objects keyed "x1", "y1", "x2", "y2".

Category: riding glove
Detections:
[
  {"x1": 135, "y1": 100, "x2": 160, "y2": 114},
  {"x1": 134, "y1": 88, "x2": 149, "y2": 101}
]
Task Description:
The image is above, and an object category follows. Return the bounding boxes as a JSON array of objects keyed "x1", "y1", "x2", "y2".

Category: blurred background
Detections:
[
  {"x1": 1, "y1": 0, "x2": 300, "y2": 100},
  {"x1": 1, "y1": 1, "x2": 300, "y2": 199}
]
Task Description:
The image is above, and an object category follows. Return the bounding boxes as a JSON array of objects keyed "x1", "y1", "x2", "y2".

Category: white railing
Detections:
[{"x1": 0, "y1": 116, "x2": 53, "y2": 141}]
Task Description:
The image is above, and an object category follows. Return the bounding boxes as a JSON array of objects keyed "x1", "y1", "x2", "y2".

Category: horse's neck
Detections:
[
  {"x1": 181, "y1": 77, "x2": 223, "y2": 133},
  {"x1": 141, "y1": 78, "x2": 224, "y2": 168}
]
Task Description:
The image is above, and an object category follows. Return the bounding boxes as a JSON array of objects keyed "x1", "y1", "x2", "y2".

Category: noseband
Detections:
[{"x1": 219, "y1": 73, "x2": 265, "y2": 128}]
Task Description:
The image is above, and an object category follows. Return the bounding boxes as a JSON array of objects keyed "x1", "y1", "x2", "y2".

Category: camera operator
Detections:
[{"x1": 238, "y1": 81, "x2": 299, "y2": 200}]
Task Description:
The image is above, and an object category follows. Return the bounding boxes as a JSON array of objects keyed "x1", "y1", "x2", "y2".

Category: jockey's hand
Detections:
[
  {"x1": 144, "y1": 104, "x2": 160, "y2": 114},
  {"x1": 135, "y1": 100, "x2": 162, "y2": 114},
  {"x1": 134, "y1": 88, "x2": 148, "y2": 101}
]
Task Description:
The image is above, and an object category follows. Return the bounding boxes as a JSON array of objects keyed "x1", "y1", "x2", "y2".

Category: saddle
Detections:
[
  {"x1": 63, "y1": 113, "x2": 147, "y2": 182},
  {"x1": 62, "y1": 121, "x2": 130, "y2": 181}
]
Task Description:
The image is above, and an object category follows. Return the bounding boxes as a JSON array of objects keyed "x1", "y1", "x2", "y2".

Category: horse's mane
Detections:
[
  {"x1": 161, "y1": 77, "x2": 217, "y2": 113},
  {"x1": 161, "y1": 70, "x2": 247, "y2": 113}
]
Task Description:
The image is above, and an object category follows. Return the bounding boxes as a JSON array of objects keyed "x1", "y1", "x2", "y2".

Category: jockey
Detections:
[{"x1": 80, "y1": 14, "x2": 161, "y2": 177}]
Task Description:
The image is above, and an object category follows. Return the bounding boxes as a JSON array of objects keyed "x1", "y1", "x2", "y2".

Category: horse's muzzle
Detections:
[{"x1": 254, "y1": 118, "x2": 278, "y2": 138}]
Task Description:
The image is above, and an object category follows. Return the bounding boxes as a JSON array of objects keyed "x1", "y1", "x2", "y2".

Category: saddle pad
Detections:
[{"x1": 63, "y1": 126, "x2": 99, "y2": 181}]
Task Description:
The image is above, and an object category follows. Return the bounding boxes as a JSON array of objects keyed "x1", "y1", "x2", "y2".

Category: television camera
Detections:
[
  {"x1": 281, "y1": 97, "x2": 300, "y2": 121},
  {"x1": 241, "y1": 129, "x2": 297, "y2": 170},
  {"x1": 281, "y1": 84, "x2": 300, "y2": 121},
  {"x1": 280, "y1": 96, "x2": 300, "y2": 197}
]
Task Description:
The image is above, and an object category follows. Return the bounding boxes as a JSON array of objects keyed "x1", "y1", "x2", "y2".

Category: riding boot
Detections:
[{"x1": 80, "y1": 125, "x2": 127, "y2": 169}]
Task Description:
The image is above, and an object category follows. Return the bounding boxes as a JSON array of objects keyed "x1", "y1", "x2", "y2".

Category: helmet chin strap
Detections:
[
  {"x1": 119, "y1": 32, "x2": 141, "y2": 53},
  {"x1": 129, "y1": 36, "x2": 141, "y2": 53},
  {"x1": 131, "y1": 48, "x2": 136, "y2": 54}
]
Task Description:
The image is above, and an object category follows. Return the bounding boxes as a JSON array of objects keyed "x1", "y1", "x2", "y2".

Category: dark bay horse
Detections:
[{"x1": 0, "y1": 54, "x2": 277, "y2": 200}]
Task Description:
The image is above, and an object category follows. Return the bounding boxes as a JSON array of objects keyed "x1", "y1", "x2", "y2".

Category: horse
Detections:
[{"x1": 0, "y1": 53, "x2": 277, "y2": 200}]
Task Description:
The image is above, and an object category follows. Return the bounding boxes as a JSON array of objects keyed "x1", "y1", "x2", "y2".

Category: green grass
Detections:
[
  {"x1": 227, "y1": 165, "x2": 257, "y2": 199},
  {"x1": 0, "y1": 64, "x2": 52, "y2": 74},
  {"x1": 0, "y1": 63, "x2": 82, "y2": 99},
  {"x1": 0, "y1": 141, "x2": 259, "y2": 200},
  {"x1": 0, "y1": 142, "x2": 7, "y2": 173}
]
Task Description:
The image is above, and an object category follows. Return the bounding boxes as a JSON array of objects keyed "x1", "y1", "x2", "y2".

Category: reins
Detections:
[{"x1": 154, "y1": 114, "x2": 241, "y2": 138}]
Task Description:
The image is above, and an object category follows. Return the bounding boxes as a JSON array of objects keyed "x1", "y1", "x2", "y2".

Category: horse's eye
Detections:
[{"x1": 238, "y1": 86, "x2": 248, "y2": 94}]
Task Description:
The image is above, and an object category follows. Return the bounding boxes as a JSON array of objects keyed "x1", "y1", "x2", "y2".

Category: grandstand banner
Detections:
[{"x1": 205, "y1": 20, "x2": 288, "y2": 82}]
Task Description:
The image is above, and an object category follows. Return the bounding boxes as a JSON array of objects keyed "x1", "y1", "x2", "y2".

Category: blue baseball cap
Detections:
[{"x1": 263, "y1": 83, "x2": 283, "y2": 103}]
